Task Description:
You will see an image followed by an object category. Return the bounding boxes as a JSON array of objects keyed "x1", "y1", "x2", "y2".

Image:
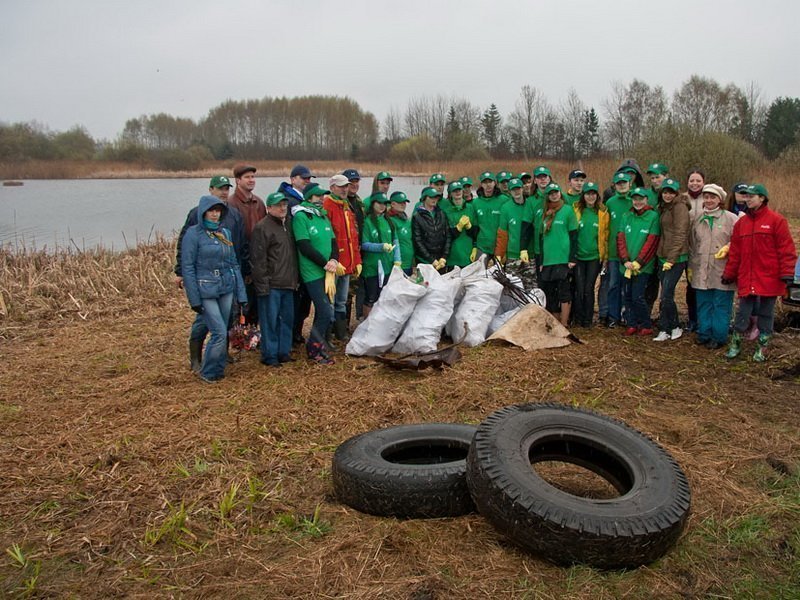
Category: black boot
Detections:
[
  {"x1": 189, "y1": 340, "x2": 203, "y2": 373},
  {"x1": 334, "y1": 317, "x2": 349, "y2": 341},
  {"x1": 325, "y1": 326, "x2": 339, "y2": 352}
]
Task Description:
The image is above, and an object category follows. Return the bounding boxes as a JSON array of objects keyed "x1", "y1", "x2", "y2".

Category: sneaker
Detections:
[
  {"x1": 624, "y1": 326, "x2": 638, "y2": 336},
  {"x1": 607, "y1": 320, "x2": 619, "y2": 329},
  {"x1": 639, "y1": 328, "x2": 654, "y2": 336},
  {"x1": 670, "y1": 328, "x2": 683, "y2": 340},
  {"x1": 653, "y1": 331, "x2": 671, "y2": 342}
]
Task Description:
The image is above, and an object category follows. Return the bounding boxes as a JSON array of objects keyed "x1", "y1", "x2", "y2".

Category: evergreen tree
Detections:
[
  {"x1": 481, "y1": 103, "x2": 502, "y2": 151},
  {"x1": 762, "y1": 97, "x2": 800, "y2": 159}
]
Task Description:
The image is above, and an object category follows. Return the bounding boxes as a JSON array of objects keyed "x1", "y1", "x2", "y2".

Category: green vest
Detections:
[{"x1": 292, "y1": 202, "x2": 335, "y2": 283}]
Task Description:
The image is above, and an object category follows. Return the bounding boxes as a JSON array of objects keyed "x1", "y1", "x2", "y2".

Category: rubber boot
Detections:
[
  {"x1": 334, "y1": 317, "x2": 349, "y2": 341},
  {"x1": 725, "y1": 331, "x2": 742, "y2": 359},
  {"x1": 752, "y1": 333, "x2": 770, "y2": 362},
  {"x1": 189, "y1": 340, "x2": 203, "y2": 372}
]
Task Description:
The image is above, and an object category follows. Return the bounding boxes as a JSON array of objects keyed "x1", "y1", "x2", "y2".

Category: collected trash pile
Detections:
[
  {"x1": 332, "y1": 403, "x2": 692, "y2": 569},
  {"x1": 345, "y1": 259, "x2": 574, "y2": 358}
]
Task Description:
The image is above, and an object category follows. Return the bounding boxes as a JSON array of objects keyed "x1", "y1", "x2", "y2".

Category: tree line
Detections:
[{"x1": 1, "y1": 76, "x2": 800, "y2": 170}]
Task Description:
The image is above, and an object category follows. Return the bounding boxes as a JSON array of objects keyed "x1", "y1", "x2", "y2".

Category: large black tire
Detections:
[
  {"x1": 332, "y1": 423, "x2": 477, "y2": 518},
  {"x1": 466, "y1": 403, "x2": 691, "y2": 569}
]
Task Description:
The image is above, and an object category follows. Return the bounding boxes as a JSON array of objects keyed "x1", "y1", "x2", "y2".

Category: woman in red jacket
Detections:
[{"x1": 722, "y1": 184, "x2": 797, "y2": 361}]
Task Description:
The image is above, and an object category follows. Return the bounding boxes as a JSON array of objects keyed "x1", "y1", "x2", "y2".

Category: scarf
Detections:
[
  {"x1": 543, "y1": 199, "x2": 564, "y2": 233},
  {"x1": 700, "y1": 206, "x2": 722, "y2": 229},
  {"x1": 203, "y1": 225, "x2": 233, "y2": 246},
  {"x1": 688, "y1": 188, "x2": 702, "y2": 200}
]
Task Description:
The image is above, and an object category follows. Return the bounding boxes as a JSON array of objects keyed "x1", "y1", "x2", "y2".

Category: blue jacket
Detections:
[
  {"x1": 278, "y1": 181, "x2": 304, "y2": 209},
  {"x1": 175, "y1": 199, "x2": 248, "y2": 276},
  {"x1": 181, "y1": 195, "x2": 248, "y2": 308}
]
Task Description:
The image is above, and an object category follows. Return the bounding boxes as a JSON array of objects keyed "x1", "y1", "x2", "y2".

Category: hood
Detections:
[
  {"x1": 196, "y1": 195, "x2": 228, "y2": 227},
  {"x1": 278, "y1": 181, "x2": 304, "y2": 201}
]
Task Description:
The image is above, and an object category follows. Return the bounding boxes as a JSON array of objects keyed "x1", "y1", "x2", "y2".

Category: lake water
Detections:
[{"x1": 0, "y1": 176, "x2": 430, "y2": 252}]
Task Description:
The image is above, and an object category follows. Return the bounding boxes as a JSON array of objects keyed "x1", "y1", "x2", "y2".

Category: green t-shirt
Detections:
[
  {"x1": 361, "y1": 215, "x2": 394, "y2": 278},
  {"x1": 442, "y1": 201, "x2": 476, "y2": 267},
  {"x1": 619, "y1": 208, "x2": 661, "y2": 274},
  {"x1": 292, "y1": 202, "x2": 335, "y2": 283},
  {"x1": 498, "y1": 199, "x2": 528, "y2": 259},
  {"x1": 576, "y1": 207, "x2": 600, "y2": 261},
  {"x1": 563, "y1": 190, "x2": 582, "y2": 206},
  {"x1": 605, "y1": 193, "x2": 632, "y2": 261},
  {"x1": 541, "y1": 204, "x2": 578, "y2": 266},
  {"x1": 387, "y1": 213, "x2": 413, "y2": 270},
  {"x1": 472, "y1": 193, "x2": 510, "y2": 253}
]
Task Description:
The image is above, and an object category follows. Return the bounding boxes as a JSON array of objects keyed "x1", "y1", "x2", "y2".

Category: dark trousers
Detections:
[
  {"x1": 733, "y1": 295, "x2": 776, "y2": 336},
  {"x1": 292, "y1": 285, "x2": 311, "y2": 341},
  {"x1": 302, "y1": 278, "x2": 334, "y2": 345},
  {"x1": 573, "y1": 259, "x2": 601, "y2": 326},
  {"x1": 623, "y1": 272, "x2": 652, "y2": 329},
  {"x1": 658, "y1": 263, "x2": 686, "y2": 332}
]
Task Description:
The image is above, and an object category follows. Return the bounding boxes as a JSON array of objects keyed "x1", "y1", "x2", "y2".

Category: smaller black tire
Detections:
[
  {"x1": 332, "y1": 423, "x2": 477, "y2": 518},
  {"x1": 467, "y1": 403, "x2": 691, "y2": 569}
]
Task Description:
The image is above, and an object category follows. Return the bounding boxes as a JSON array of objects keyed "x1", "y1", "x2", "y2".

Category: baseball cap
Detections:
[
  {"x1": 507, "y1": 178, "x2": 523, "y2": 190},
  {"x1": 302, "y1": 183, "x2": 329, "y2": 200},
  {"x1": 290, "y1": 164, "x2": 313, "y2": 178},
  {"x1": 533, "y1": 166, "x2": 552, "y2": 177},
  {"x1": 631, "y1": 187, "x2": 649, "y2": 198},
  {"x1": 646, "y1": 163, "x2": 669, "y2": 175},
  {"x1": 447, "y1": 181, "x2": 464, "y2": 193},
  {"x1": 429, "y1": 173, "x2": 446, "y2": 184},
  {"x1": 661, "y1": 178, "x2": 680, "y2": 192},
  {"x1": 329, "y1": 174, "x2": 350, "y2": 188},
  {"x1": 375, "y1": 171, "x2": 393, "y2": 181},
  {"x1": 266, "y1": 192, "x2": 288, "y2": 206},
  {"x1": 568, "y1": 169, "x2": 587, "y2": 180},
  {"x1": 582, "y1": 182, "x2": 600, "y2": 194},
  {"x1": 479, "y1": 171, "x2": 496, "y2": 182},
  {"x1": 460, "y1": 176, "x2": 474, "y2": 186},
  {"x1": 421, "y1": 187, "x2": 443, "y2": 199},
  {"x1": 613, "y1": 172, "x2": 632, "y2": 184},
  {"x1": 342, "y1": 168, "x2": 360, "y2": 181},
  {"x1": 390, "y1": 191, "x2": 409, "y2": 203},
  {"x1": 209, "y1": 175, "x2": 232, "y2": 189}
]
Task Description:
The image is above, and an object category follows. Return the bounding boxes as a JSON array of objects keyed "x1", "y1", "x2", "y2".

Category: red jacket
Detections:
[
  {"x1": 723, "y1": 205, "x2": 797, "y2": 297},
  {"x1": 322, "y1": 194, "x2": 361, "y2": 274}
]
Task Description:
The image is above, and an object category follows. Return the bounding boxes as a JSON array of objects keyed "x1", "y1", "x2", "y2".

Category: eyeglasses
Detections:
[{"x1": 301, "y1": 177, "x2": 312, "y2": 181}]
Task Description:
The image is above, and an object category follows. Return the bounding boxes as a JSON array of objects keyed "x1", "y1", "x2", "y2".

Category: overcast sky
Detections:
[{"x1": 2, "y1": 0, "x2": 798, "y2": 141}]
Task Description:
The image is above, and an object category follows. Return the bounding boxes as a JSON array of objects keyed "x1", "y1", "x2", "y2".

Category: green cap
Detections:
[
  {"x1": 545, "y1": 183, "x2": 561, "y2": 194},
  {"x1": 460, "y1": 176, "x2": 473, "y2": 186},
  {"x1": 389, "y1": 191, "x2": 409, "y2": 203},
  {"x1": 421, "y1": 187, "x2": 443, "y2": 200},
  {"x1": 266, "y1": 192, "x2": 288, "y2": 206},
  {"x1": 661, "y1": 178, "x2": 680, "y2": 192},
  {"x1": 447, "y1": 181, "x2": 464, "y2": 193},
  {"x1": 646, "y1": 162, "x2": 669, "y2": 175},
  {"x1": 533, "y1": 166, "x2": 552, "y2": 177},
  {"x1": 376, "y1": 171, "x2": 393, "y2": 181},
  {"x1": 479, "y1": 171, "x2": 496, "y2": 182},
  {"x1": 209, "y1": 175, "x2": 232, "y2": 189},
  {"x1": 365, "y1": 192, "x2": 391, "y2": 210},
  {"x1": 303, "y1": 184, "x2": 329, "y2": 200},
  {"x1": 613, "y1": 172, "x2": 632, "y2": 184},
  {"x1": 429, "y1": 173, "x2": 446, "y2": 184},
  {"x1": 582, "y1": 182, "x2": 600, "y2": 195},
  {"x1": 747, "y1": 183, "x2": 768, "y2": 198},
  {"x1": 631, "y1": 187, "x2": 648, "y2": 198},
  {"x1": 518, "y1": 172, "x2": 532, "y2": 180},
  {"x1": 497, "y1": 171, "x2": 512, "y2": 183},
  {"x1": 507, "y1": 178, "x2": 523, "y2": 190}
]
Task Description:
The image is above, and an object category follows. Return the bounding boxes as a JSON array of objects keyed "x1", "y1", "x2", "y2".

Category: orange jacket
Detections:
[{"x1": 322, "y1": 194, "x2": 362, "y2": 274}]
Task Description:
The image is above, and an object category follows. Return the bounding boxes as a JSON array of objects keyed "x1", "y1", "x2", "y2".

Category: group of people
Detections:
[{"x1": 175, "y1": 160, "x2": 798, "y2": 382}]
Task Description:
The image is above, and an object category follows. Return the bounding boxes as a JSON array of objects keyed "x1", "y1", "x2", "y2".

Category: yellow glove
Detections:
[
  {"x1": 456, "y1": 215, "x2": 471, "y2": 232},
  {"x1": 686, "y1": 268, "x2": 693, "y2": 284},
  {"x1": 631, "y1": 261, "x2": 641, "y2": 274},
  {"x1": 519, "y1": 249, "x2": 529, "y2": 263},
  {"x1": 324, "y1": 271, "x2": 336, "y2": 302},
  {"x1": 433, "y1": 258, "x2": 447, "y2": 271},
  {"x1": 355, "y1": 263, "x2": 362, "y2": 278},
  {"x1": 662, "y1": 261, "x2": 673, "y2": 271},
  {"x1": 382, "y1": 243, "x2": 395, "y2": 253},
  {"x1": 335, "y1": 262, "x2": 346, "y2": 276},
  {"x1": 624, "y1": 268, "x2": 632, "y2": 279},
  {"x1": 393, "y1": 261, "x2": 402, "y2": 267},
  {"x1": 714, "y1": 244, "x2": 729, "y2": 259},
  {"x1": 469, "y1": 247, "x2": 478, "y2": 262}
]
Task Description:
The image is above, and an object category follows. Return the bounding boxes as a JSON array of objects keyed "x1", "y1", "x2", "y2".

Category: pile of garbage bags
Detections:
[{"x1": 345, "y1": 259, "x2": 545, "y2": 357}]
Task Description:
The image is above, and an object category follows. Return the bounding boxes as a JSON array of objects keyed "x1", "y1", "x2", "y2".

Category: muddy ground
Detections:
[{"x1": 1, "y1": 284, "x2": 798, "y2": 598}]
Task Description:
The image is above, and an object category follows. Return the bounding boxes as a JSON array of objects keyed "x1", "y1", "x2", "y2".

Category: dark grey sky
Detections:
[{"x1": 2, "y1": 0, "x2": 797, "y2": 140}]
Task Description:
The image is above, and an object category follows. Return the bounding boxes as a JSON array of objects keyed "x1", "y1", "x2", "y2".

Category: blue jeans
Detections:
[
  {"x1": 607, "y1": 260, "x2": 624, "y2": 322},
  {"x1": 658, "y1": 262, "x2": 686, "y2": 332},
  {"x1": 258, "y1": 290, "x2": 294, "y2": 364},
  {"x1": 597, "y1": 265, "x2": 609, "y2": 319},
  {"x1": 623, "y1": 272, "x2": 651, "y2": 329},
  {"x1": 334, "y1": 274, "x2": 350, "y2": 320},
  {"x1": 696, "y1": 289, "x2": 735, "y2": 343},
  {"x1": 303, "y1": 278, "x2": 334, "y2": 345},
  {"x1": 200, "y1": 292, "x2": 233, "y2": 380}
]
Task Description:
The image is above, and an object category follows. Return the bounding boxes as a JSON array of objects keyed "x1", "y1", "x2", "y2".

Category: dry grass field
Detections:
[{"x1": 0, "y1": 227, "x2": 798, "y2": 597}]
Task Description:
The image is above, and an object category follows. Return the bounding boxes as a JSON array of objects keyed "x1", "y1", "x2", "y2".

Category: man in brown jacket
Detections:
[{"x1": 250, "y1": 192, "x2": 299, "y2": 366}]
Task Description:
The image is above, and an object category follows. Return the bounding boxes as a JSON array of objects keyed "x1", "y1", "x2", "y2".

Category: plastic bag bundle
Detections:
[
  {"x1": 488, "y1": 307, "x2": 521, "y2": 336},
  {"x1": 345, "y1": 267, "x2": 427, "y2": 356},
  {"x1": 450, "y1": 267, "x2": 504, "y2": 347},
  {"x1": 392, "y1": 265, "x2": 461, "y2": 354}
]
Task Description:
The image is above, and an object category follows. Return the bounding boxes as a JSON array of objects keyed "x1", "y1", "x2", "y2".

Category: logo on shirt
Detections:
[{"x1": 309, "y1": 226, "x2": 318, "y2": 235}]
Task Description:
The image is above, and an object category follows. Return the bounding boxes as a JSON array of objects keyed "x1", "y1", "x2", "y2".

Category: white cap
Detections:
[{"x1": 329, "y1": 174, "x2": 350, "y2": 187}]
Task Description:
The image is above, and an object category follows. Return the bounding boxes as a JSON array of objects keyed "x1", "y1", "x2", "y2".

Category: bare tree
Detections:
[
  {"x1": 382, "y1": 105, "x2": 402, "y2": 142},
  {"x1": 508, "y1": 85, "x2": 550, "y2": 159},
  {"x1": 602, "y1": 79, "x2": 667, "y2": 156},
  {"x1": 559, "y1": 88, "x2": 586, "y2": 162}
]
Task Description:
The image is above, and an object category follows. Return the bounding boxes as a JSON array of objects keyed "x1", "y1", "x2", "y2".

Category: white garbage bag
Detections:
[
  {"x1": 450, "y1": 274, "x2": 504, "y2": 347},
  {"x1": 345, "y1": 267, "x2": 427, "y2": 356},
  {"x1": 488, "y1": 307, "x2": 521, "y2": 336},
  {"x1": 392, "y1": 264, "x2": 461, "y2": 354}
]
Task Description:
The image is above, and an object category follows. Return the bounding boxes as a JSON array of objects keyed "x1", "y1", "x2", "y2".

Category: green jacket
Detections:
[{"x1": 442, "y1": 201, "x2": 477, "y2": 267}]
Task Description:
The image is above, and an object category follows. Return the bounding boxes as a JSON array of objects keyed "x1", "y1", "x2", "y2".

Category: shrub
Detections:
[
  {"x1": 635, "y1": 124, "x2": 764, "y2": 191},
  {"x1": 152, "y1": 149, "x2": 201, "y2": 172},
  {"x1": 389, "y1": 135, "x2": 438, "y2": 163}
]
